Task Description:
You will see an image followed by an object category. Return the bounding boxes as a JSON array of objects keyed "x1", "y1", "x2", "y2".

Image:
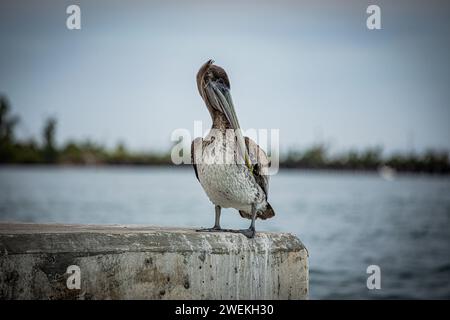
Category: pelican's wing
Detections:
[
  {"x1": 191, "y1": 137, "x2": 203, "y2": 181},
  {"x1": 244, "y1": 137, "x2": 270, "y2": 198}
]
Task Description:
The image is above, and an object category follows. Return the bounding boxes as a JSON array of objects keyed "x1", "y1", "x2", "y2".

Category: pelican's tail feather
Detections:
[
  {"x1": 259, "y1": 202, "x2": 275, "y2": 220},
  {"x1": 239, "y1": 202, "x2": 275, "y2": 220}
]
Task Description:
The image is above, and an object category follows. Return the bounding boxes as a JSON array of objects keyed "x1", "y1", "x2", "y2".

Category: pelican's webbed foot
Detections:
[
  {"x1": 196, "y1": 226, "x2": 220, "y2": 232},
  {"x1": 196, "y1": 226, "x2": 233, "y2": 233},
  {"x1": 232, "y1": 226, "x2": 256, "y2": 239},
  {"x1": 197, "y1": 205, "x2": 234, "y2": 233},
  {"x1": 233, "y1": 203, "x2": 257, "y2": 239}
]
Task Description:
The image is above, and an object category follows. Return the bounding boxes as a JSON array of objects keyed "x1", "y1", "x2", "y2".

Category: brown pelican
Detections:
[{"x1": 191, "y1": 60, "x2": 275, "y2": 238}]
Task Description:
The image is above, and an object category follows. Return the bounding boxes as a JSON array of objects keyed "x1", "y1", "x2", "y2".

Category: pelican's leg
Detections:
[
  {"x1": 196, "y1": 205, "x2": 232, "y2": 232},
  {"x1": 234, "y1": 204, "x2": 257, "y2": 239}
]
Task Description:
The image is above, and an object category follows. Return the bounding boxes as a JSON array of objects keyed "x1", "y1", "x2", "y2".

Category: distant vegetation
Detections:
[
  {"x1": 0, "y1": 95, "x2": 449, "y2": 174},
  {"x1": 0, "y1": 96, "x2": 170, "y2": 166},
  {"x1": 282, "y1": 145, "x2": 449, "y2": 174}
]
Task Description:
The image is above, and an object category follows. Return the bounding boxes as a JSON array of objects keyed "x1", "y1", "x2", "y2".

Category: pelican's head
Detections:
[
  {"x1": 196, "y1": 59, "x2": 230, "y2": 116},
  {"x1": 197, "y1": 59, "x2": 240, "y2": 127},
  {"x1": 196, "y1": 59, "x2": 252, "y2": 169}
]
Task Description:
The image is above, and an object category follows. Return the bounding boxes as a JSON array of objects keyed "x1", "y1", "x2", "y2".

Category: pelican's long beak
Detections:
[{"x1": 207, "y1": 82, "x2": 252, "y2": 170}]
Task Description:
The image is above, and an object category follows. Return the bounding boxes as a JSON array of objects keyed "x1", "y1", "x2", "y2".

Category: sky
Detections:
[{"x1": 0, "y1": 0, "x2": 449, "y2": 155}]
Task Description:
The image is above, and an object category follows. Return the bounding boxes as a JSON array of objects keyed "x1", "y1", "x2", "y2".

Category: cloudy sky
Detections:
[{"x1": 0, "y1": 0, "x2": 449, "y2": 154}]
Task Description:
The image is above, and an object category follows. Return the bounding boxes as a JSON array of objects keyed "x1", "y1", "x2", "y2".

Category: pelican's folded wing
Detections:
[
  {"x1": 191, "y1": 137, "x2": 203, "y2": 181},
  {"x1": 244, "y1": 137, "x2": 270, "y2": 199}
]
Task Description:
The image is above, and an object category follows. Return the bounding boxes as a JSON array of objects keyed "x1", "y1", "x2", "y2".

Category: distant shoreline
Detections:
[
  {"x1": 1, "y1": 163, "x2": 449, "y2": 176},
  {"x1": 2, "y1": 96, "x2": 449, "y2": 175}
]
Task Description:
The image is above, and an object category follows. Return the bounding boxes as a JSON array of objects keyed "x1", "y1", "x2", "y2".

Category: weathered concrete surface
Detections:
[{"x1": 0, "y1": 223, "x2": 308, "y2": 300}]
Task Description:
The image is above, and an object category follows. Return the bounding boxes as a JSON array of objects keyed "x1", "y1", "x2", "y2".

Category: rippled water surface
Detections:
[{"x1": 1, "y1": 167, "x2": 449, "y2": 299}]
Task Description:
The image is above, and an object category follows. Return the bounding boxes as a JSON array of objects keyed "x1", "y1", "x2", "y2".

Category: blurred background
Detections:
[{"x1": 0, "y1": 0, "x2": 449, "y2": 299}]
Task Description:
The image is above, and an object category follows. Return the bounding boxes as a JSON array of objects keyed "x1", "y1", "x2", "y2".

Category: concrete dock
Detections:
[{"x1": 0, "y1": 223, "x2": 308, "y2": 299}]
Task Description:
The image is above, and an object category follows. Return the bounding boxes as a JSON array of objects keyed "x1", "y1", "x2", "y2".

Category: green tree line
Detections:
[
  {"x1": 282, "y1": 144, "x2": 449, "y2": 174},
  {"x1": 0, "y1": 96, "x2": 169, "y2": 165},
  {"x1": 0, "y1": 95, "x2": 449, "y2": 173}
]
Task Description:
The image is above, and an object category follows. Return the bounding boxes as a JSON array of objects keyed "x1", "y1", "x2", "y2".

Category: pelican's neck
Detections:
[{"x1": 211, "y1": 112, "x2": 232, "y2": 131}]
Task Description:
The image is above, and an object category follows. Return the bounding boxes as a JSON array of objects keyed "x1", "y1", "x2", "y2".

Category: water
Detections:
[{"x1": 0, "y1": 166, "x2": 449, "y2": 299}]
